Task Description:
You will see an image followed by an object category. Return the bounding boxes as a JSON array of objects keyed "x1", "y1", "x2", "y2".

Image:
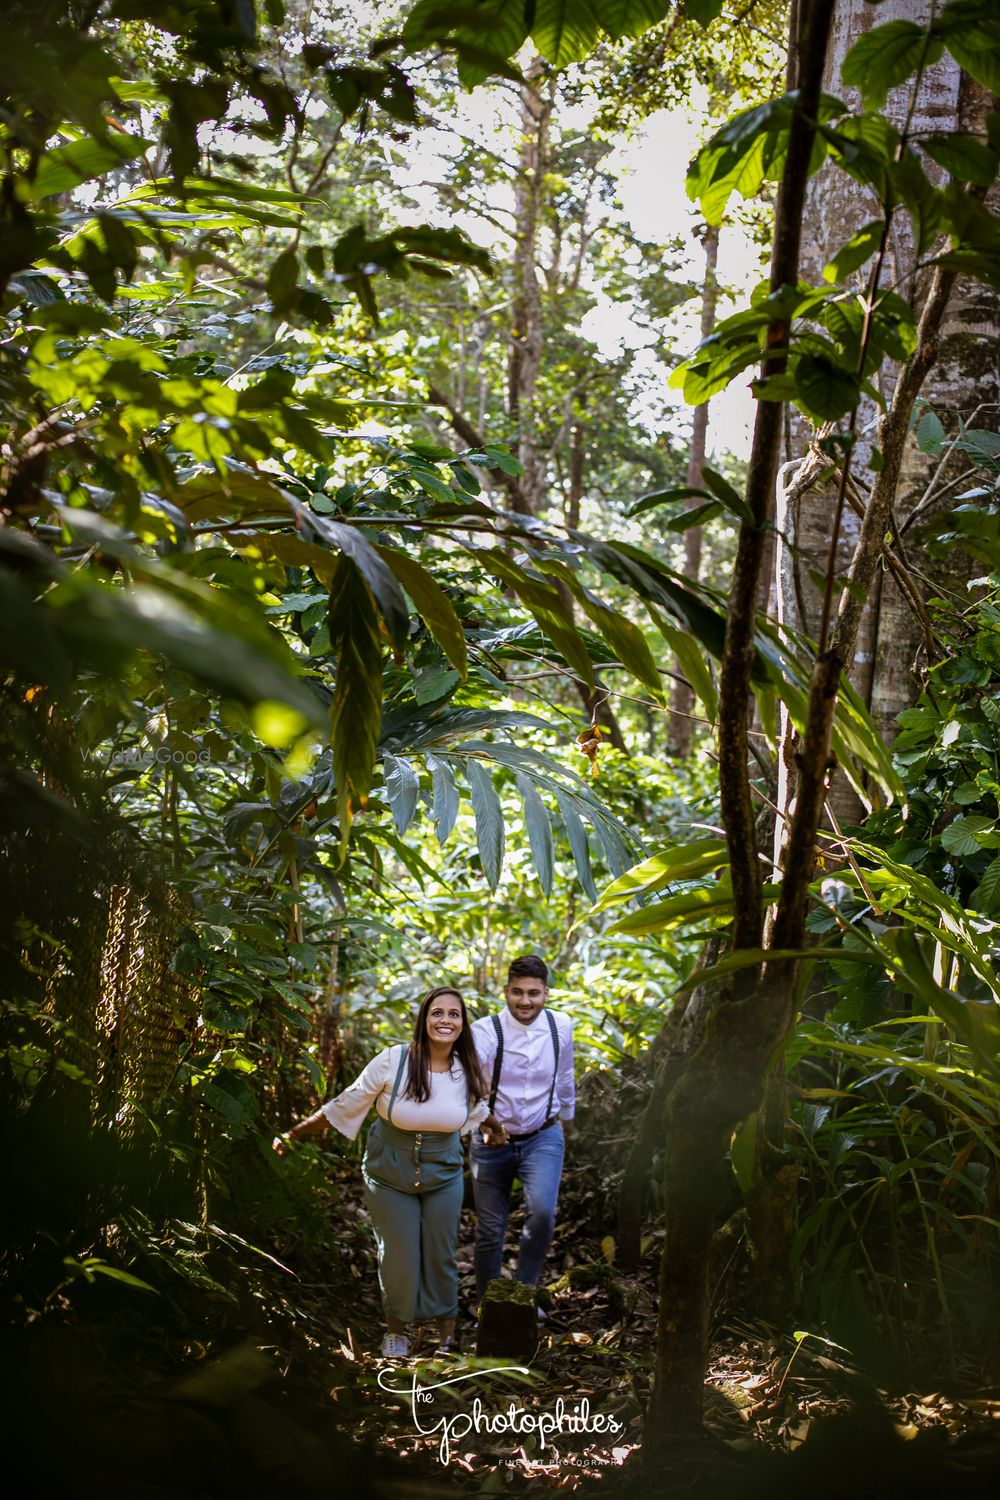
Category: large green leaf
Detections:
[
  {"x1": 465, "y1": 758, "x2": 505, "y2": 889},
  {"x1": 973, "y1": 854, "x2": 1000, "y2": 915},
  {"x1": 876, "y1": 929, "x2": 1000, "y2": 1079},
  {"x1": 589, "y1": 837, "x2": 730, "y2": 916},
  {"x1": 309, "y1": 516, "x2": 409, "y2": 652},
  {"x1": 607, "y1": 878, "x2": 781, "y2": 935},
  {"x1": 382, "y1": 753, "x2": 420, "y2": 835},
  {"x1": 379, "y1": 702, "x2": 553, "y2": 753},
  {"x1": 686, "y1": 96, "x2": 794, "y2": 224},
  {"x1": 841, "y1": 20, "x2": 943, "y2": 110},
  {"x1": 555, "y1": 791, "x2": 597, "y2": 902},
  {"x1": 583, "y1": 538, "x2": 729, "y2": 661},
  {"x1": 516, "y1": 773, "x2": 555, "y2": 896},
  {"x1": 377, "y1": 545, "x2": 468, "y2": 676},
  {"x1": 657, "y1": 618, "x2": 719, "y2": 723},
  {"x1": 569, "y1": 580, "x2": 664, "y2": 702},
  {"x1": 427, "y1": 754, "x2": 460, "y2": 843},
  {"x1": 328, "y1": 555, "x2": 383, "y2": 835},
  {"x1": 941, "y1": 814, "x2": 996, "y2": 857},
  {"x1": 29, "y1": 132, "x2": 153, "y2": 198},
  {"x1": 398, "y1": 0, "x2": 673, "y2": 73},
  {"x1": 937, "y1": 0, "x2": 1000, "y2": 96},
  {"x1": 479, "y1": 549, "x2": 596, "y2": 688},
  {"x1": 920, "y1": 133, "x2": 999, "y2": 188}
]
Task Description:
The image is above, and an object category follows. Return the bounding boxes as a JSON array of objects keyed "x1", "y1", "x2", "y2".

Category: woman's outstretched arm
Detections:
[{"x1": 272, "y1": 1110, "x2": 328, "y2": 1156}]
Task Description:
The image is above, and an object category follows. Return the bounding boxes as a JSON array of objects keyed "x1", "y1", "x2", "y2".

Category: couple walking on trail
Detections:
[{"x1": 275, "y1": 954, "x2": 576, "y2": 1358}]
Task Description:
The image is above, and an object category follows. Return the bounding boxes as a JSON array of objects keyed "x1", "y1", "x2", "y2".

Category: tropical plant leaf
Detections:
[
  {"x1": 427, "y1": 753, "x2": 460, "y2": 843},
  {"x1": 378, "y1": 703, "x2": 553, "y2": 758},
  {"x1": 30, "y1": 133, "x2": 153, "y2": 198},
  {"x1": 607, "y1": 879, "x2": 781, "y2": 935},
  {"x1": 920, "y1": 132, "x2": 999, "y2": 188},
  {"x1": 382, "y1": 752, "x2": 420, "y2": 835},
  {"x1": 973, "y1": 853, "x2": 1000, "y2": 914},
  {"x1": 478, "y1": 548, "x2": 596, "y2": 688},
  {"x1": 656, "y1": 617, "x2": 719, "y2": 723},
  {"x1": 516, "y1": 772, "x2": 555, "y2": 896},
  {"x1": 328, "y1": 555, "x2": 383, "y2": 838},
  {"x1": 627, "y1": 485, "x2": 713, "y2": 518},
  {"x1": 589, "y1": 837, "x2": 730, "y2": 915},
  {"x1": 555, "y1": 790, "x2": 597, "y2": 902},
  {"x1": 941, "y1": 814, "x2": 996, "y2": 856},
  {"x1": 309, "y1": 515, "x2": 409, "y2": 652},
  {"x1": 377, "y1": 545, "x2": 468, "y2": 675},
  {"x1": 576, "y1": 589, "x2": 664, "y2": 702},
  {"x1": 465, "y1": 757, "x2": 505, "y2": 889},
  {"x1": 841, "y1": 20, "x2": 943, "y2": 111}
]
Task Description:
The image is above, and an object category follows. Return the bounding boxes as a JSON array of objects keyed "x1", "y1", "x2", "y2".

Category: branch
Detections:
[
  {"x1": 716, "y1": 0, "x2": 836, "y2": 960},
  {"x1": 770, "y1": 258, "x2": 958, "y2": 973},
  {"x1": 426, "y1": 385, "x2": 531, "y2": 514}
]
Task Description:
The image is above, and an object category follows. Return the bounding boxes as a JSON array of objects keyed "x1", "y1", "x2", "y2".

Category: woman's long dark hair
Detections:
[{"x1": 404, "y1": 986, "x2": 487, "y2": 1106}]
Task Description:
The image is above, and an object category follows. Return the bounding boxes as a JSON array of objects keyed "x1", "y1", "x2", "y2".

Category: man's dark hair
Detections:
[{"x1": 507, "y1": 954, "x2": 548, "y2": 984}]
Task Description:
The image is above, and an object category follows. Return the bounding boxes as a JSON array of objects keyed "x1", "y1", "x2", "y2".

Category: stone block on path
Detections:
[{"x1": 474, "y1": 1278, "x2": 538, "y2": 1363}]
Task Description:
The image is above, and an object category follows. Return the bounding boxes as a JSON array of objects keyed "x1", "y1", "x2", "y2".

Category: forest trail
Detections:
[
  {"x1": 244, "y1": 1082, "x2": 1000, "y2": 1498},
  {"x1": 6, "y1": 1076, "x2": 999, "y2": 1499}
]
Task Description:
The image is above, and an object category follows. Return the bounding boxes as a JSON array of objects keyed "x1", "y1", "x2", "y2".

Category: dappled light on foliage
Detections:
[{"x1": 3, "y1": 0, "x2": 1000, "y2": 1495}]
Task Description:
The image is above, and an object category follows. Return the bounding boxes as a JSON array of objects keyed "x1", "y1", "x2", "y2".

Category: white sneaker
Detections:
[{"x1": 380, "y1": 1332, "x2": 411, "y2": 1359}]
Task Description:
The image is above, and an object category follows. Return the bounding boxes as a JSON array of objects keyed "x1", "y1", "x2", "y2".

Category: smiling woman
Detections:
[{"x1": 273, "y1": 986, "x2": 489, "y2": 1358}]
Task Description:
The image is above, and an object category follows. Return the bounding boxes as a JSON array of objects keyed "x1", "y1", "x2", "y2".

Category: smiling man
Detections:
[{"x1": 470, "y1": 955, "x2": 575, "y2": 1303}]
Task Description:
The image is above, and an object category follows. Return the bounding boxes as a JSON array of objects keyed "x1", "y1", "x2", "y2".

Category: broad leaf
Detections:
[
  {"x1": 841, "y1": 21, "x2": 943, "y2": 111},
  {"x1": 377, "y1": 545, "x2": 468, "y2": 675},
  {"x1": 920, "y1": 133, "x2": 999, "y2": 187},
  {"x1": 465, "y1": 758, "x2": 505, "y2": 889},
  {"x1": 309, "y1": 515, "x2": 409, "y2": 652},
  {"x1": 29, "y1": 133, "x2": 153, "y2": 198},
  {"x1": 516, "y1": 773, "x2": 555, "y2": 896},
  {"x1": 555, "y1": 791, "x2": 597, "y2": 902},
  {"x1": 382, "y1": 753, "x2": 420, "y2": 835},
  {"x1": 427, "y1": 754, "x2": 460, "y2": 843},
  {"x1": 328, "y1": 556, "x2": 383, "y2": 837},
  {"x1": 590, "y1": 837, "x2": 730, "y2": 915},
  {"x1": 941, "y1": 814, "x2": 996, "y2": 856}
]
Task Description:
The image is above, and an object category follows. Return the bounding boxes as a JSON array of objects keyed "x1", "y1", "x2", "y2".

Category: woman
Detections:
[{"x1": 274, "y1": 987, "x2": 489, "y2": 1358}]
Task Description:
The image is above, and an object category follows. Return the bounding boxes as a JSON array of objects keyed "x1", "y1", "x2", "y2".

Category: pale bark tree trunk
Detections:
[
  {"x1": 786, "y1": 0, "x2": 1000, "y2": 770},
  {"x1": 751, "y1": 0, "x2": 1000, "y2": 1316},
  {"x1": 669, "y1": 224, "x2": 719, "y2": 754}
]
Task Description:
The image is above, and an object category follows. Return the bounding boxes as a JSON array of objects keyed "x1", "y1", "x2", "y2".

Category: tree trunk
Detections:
[
  {"x1": 644, "y1": 0, "x2": 837, "y2": 1445},
  {"x1": 786, "y1": 1, "x2": 1000, "y2": 765},
  {"x1": 669, "y1": 225, "x2": 719, "y2": 755},
  {"x1": 749, "y1": 1, "x2": 1000, "y2": 1313},
  {"x1": 508, "y1": 58, "x2": 553, "y2": 516}
]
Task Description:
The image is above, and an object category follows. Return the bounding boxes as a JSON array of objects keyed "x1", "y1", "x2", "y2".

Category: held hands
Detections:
[{"x1": 480, "y1": 1114, "x2": 509, "y2": 1148}]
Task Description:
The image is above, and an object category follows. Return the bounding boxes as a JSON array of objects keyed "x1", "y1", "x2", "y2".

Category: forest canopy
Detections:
[{"x1": 2, "y1": 0, "x2": 1000, "y2": 1495}]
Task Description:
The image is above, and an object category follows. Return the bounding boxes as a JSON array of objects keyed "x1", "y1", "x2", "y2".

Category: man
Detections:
[{"x1": 470, "y1": 954, "x2": 575, "y2": 1302}]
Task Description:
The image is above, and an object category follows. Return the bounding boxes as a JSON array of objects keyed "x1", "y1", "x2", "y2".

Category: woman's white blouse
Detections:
[{"x1": 320, "y1": 1044, "x2": 490, "y2": 1141}]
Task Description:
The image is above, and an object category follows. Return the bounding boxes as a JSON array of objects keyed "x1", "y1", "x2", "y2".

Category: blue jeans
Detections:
[{"x1": 471, "y1": 1122, "x2": 565, "y2": 1299}]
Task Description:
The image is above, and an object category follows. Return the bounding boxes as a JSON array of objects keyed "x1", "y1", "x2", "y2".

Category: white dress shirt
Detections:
[
  {"x1": 471, "y1": 1008, "x2": 575, "y2": 1135},
  {"x1": 320, "y1": 1044, "x2": 490, "y2": 1140}
]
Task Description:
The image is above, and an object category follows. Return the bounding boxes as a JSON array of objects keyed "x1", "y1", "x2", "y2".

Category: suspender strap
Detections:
[
  {"x1": 488, "y1": 1015, "x2": 503, "y2": 1113},
  {"x1": 488, "y1": 1011, "x2": 561, "y2": 1122},
  {"x1": 545, "y1": 1009, "x2": 559, "y2": 1122},
  {"x1": 386, "y1": 1043, "x2": 408, "y2": 1125}
]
